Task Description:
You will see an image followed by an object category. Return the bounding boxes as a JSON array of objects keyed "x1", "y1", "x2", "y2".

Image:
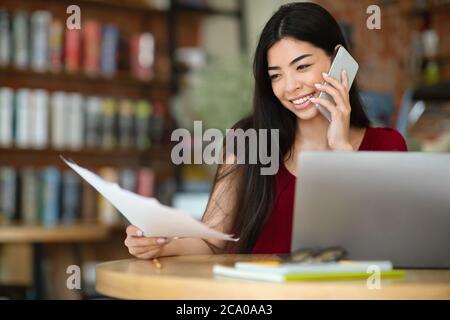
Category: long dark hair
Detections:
[{"x1": 202, "y1": 2, "x2": 370, "y2": 253}]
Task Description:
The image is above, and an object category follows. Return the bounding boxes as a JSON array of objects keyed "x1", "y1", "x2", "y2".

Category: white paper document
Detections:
[{"x1": 61, "y1": 157, "x2": 238, "y2": 241}]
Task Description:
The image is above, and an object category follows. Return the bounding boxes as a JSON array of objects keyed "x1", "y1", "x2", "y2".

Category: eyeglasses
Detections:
[{"x1": 280, "y1": 246, "x2": 347, "y2": 264}]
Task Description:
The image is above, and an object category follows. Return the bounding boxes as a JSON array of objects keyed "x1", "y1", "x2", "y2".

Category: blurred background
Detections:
[{"x1": 0, "y1": 0, "x2": 449, "y2": 299}]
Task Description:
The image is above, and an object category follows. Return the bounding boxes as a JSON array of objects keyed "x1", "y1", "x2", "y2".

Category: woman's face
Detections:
[{"x1": 267, "y1": 37, "x2": 332, "y2": 120}]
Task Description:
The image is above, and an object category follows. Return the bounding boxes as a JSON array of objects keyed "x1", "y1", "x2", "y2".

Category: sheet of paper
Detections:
[{"x1": 61, "y1": 157, "x2": 238, "y2": 242}]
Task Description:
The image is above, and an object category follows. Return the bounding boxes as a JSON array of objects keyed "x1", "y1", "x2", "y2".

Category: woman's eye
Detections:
[
  {"x1": 269, "y1": 74, "x2": 280, "y2": 80},
  {"x1": 297, "y1": 64, "x2": 311, "y2": 71}
]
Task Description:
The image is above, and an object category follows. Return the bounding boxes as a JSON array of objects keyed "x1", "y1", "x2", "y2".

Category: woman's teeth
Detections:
[{"x1": 292, "y1": 93, "x2": 314, "y2": 105}]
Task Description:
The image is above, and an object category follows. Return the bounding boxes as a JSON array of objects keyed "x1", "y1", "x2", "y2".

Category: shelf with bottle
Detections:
[
  {"x1": 404, "y1": 80, "x2": 450, "y2": 152},
  {"x1": 401, "y1": 1, "x2": 450, "y2": 15},
  {"x1": 379, "y1": 0, "x2": 450, "y2": 14},
  {"x1": 434, "y1": 53, "x2": 450, "y2": 64},
  {"x1": 412, "y1": 80, "x2": 450, "y2": 101}
]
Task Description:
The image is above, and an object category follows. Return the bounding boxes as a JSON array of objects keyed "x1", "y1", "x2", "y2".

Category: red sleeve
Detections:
[
  {"x1": 382, "y1": 128, "x2": 408, "y2": 151},
  {"x1": 360, "y1": 127, "x2": 408, "y2": 151}
]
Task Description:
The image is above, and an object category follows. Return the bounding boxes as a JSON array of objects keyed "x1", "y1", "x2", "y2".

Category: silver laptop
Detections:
[{"x1": 291, "y1": 152, "x2": 450, "y2": 269}]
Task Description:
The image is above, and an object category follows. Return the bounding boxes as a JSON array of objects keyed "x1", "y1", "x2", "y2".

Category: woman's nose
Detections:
[{"x1": 284, "y1": 74, "x2": 302, "y2": 93}]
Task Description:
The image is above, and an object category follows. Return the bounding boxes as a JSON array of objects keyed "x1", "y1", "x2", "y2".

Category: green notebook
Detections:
[{"x1": 213, "y1": 261, "x2": 405, "y2": 282}]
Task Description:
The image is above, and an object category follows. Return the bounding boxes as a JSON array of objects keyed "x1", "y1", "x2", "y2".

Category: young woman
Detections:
[{"x1": 124, "y1": 2, "x2": 407, "y2": 259}]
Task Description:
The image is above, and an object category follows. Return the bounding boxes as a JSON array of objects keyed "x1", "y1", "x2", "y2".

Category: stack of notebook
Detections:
[{"x1": 213, "y1": 260, "x2": 404, "y2": 282}]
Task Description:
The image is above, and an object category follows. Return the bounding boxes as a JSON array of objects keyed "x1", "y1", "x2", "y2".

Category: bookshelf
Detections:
[
  {"x1": 0, "y1": 145, "x2": 174, "y2": 180},
  {"x1": 0, "y1": 66, "x2": 170, "y2": 99},
  {"x1": 0, "y1": 0, "x2": 176, "y2": 228},
  {"x1": 0, "y1": 223, "x2": 110, "y2": 243},
  {"x1": 0, "y1": 0, "x2": 180, "y2": 298},
  {"x1": 0, "y1": 0, "x2": 247, "y2": 298}
]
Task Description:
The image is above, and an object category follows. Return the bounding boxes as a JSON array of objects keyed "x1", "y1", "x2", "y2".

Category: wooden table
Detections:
[{"x1": 96, "y1": 255, "x2": 450, "y2": 300}]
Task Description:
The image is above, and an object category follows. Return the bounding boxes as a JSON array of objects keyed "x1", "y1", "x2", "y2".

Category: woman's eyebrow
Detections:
[{"x1": 268, "y1": 54, "x2": 313, "y2": 70}]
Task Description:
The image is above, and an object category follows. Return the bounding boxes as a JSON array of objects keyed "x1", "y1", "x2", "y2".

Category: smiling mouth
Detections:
[{"x1": 290, "y1": 92, "x2": 316, "y2": 105}]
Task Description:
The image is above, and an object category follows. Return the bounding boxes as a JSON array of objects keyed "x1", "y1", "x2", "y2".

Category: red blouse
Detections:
[{"x1": 251, "y1": 127, "x2": 408, "y2": 254}]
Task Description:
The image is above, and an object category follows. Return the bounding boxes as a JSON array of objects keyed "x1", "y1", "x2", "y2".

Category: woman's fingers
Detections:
[
  {"x1": 124, "y1": 225, "x2": 174, "y2": 259},
  {"x1": 128, "y1": 245, "x2": 157, "y2": 256},
  {"x1": 124, "y1": 236, "x2": 152, "y2": 247},
  {"x1": 135, "y1": 250, "x2": 161, "y2": 260},
  {"x1": 322, "y1": 72, "x2": 347, "y2": 95},
  {"x1": 126, "y1": 225, "x2": 143, "y2": 237},
  {"x1": 319, "y1": 72, "x2": 350, "y2": 109},
  {"x1": 310, "y1": 96, "x2": 339, "y2": 118},
  {"x1": 124, "y1": 225, "x2": 173, "y2": 260},
  {"x1": 340, "y1": 69, "x2": 349, "y2": 91},
  {"x1": 124, "y1": 235, "x2": 171, "y2": 248},
  {"x1": 126, "y1": 225, "x2": 173, "y2": 243},
  {"x1": 126, "y1": 239, "x2": 169, "y2": 258},
  {"x1": 315, "y1": 83, "x2": 346, "y2": 113}
]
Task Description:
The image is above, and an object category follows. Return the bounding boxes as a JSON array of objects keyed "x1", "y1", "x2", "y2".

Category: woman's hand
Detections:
[
  {"x1": 124, "y1": 225, "x2": 172, "y2": 260},
  {"x1": 310, "y1": 70, "x2": 353, "y2": 151}
]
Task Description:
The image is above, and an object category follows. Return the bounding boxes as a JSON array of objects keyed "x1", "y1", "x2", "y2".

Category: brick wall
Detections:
[{"x1": 314, "y1": 0, "x2": 450, "y2": 124}]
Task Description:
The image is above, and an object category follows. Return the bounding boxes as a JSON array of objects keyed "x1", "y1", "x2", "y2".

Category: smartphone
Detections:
[{"x1": 315, "y1": 46, "x2": 359, "y2": 122}]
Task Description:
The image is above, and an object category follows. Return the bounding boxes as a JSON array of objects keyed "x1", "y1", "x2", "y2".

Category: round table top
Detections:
[{"x1": 95, "y1": 254, "x2": 450, "y2": 300}]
